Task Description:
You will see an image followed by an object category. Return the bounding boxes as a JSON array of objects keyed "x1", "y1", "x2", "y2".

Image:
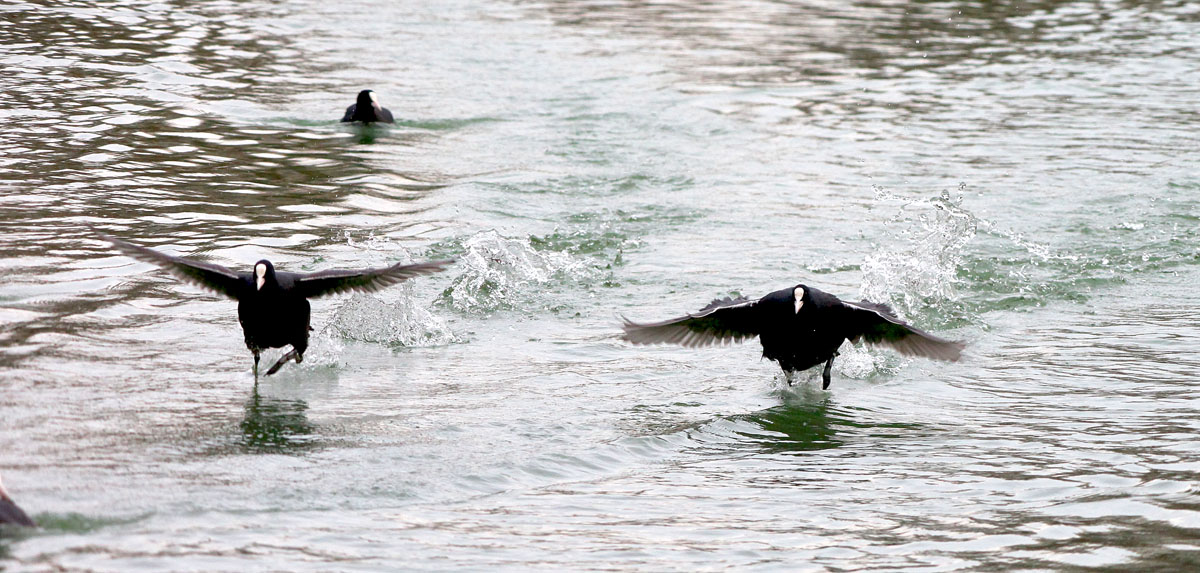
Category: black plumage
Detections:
[
  {"x1": 340, "y1": 89, "x2": 395, "y2": 124},
  {"x1": 102, "y1": 235, "x2": 451, "y2": 376},
  {"x1": 0, "y1": 475, "x2": 35, "y2": 528},
  {"x1": 622, "y1": 284, "x2": 964, "y2": 388}
]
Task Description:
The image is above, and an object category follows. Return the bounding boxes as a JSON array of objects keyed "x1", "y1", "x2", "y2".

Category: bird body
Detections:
[
  {"x1": 622, "y1": 284, "x2": 964, "y2": 388},
  {"x1": 236, "y1": 263, "x2": 314, "y2": 371},
  {"x1": 101, "y1": 235, "x2": 451, "y2": 376},
  {"x1": 748, "y1": 285, "x2": 843, "y2": 374},
  {"x1": 341, "y1": 89, "x2": 394, "y2": 124}
]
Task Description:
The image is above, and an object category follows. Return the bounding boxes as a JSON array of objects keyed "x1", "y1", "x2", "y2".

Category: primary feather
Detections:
[
  {"x1": 101, "y1": 234, "x2": 245, "y2": 299},
  {"x1": 621, "y1": 296, "x2": 760, "y2": 348},
  {"x1": 842, "y1": 300, "x2": 965, "y2": 361},
  {"x1": 293, "y1": 260, "x2": 454, "y2": 298}
]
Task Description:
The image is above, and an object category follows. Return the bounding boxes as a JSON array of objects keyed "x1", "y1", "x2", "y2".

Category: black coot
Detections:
[
  {"x1": 340, "y1": 89, "x2": 394, "y2": 124},
  {"x1": 103, "y1": 235, "x2": 451, "y2": 376},
  {"x1": 622, "y1": 284, "x2": 964, "y2": 388}
]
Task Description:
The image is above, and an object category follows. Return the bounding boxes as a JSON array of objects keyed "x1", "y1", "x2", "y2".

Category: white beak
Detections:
[
  {"x1": 793, "y1": 287, "x2": 805, "y2": 314},
  {"x1": 255, "y1": 264, "x2": 267, "y2": 291}
]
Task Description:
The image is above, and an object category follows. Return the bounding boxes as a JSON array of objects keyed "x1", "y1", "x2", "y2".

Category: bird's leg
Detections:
[
  {"x1": 253, "y1": 350, "x2": 261, "y2": 378},
  {"x1": 265, "y1": 348, "x2": 298, "y2": 376},
  {"x1": 784, "y1": 369, "x2": 797, "y2": 386},
  {"x1": 821, "y1": 352, "x2": 839, "y2": 390}
]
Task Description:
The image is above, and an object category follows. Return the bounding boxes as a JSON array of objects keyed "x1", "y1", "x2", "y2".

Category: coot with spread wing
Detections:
[{"x1": 622, "y1": 284, "x2": 964, "y2": 388}]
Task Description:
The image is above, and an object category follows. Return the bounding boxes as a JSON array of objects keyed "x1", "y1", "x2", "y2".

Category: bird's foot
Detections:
[
  {"x1": 265, "y1": 349, "x2": 299, "y2": 376},
  {"x1": 821, "y1": 357, "x2": 835, "y2": 390}
]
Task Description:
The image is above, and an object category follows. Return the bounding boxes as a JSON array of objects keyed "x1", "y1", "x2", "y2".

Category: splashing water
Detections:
[
  {"x1": 770, "y1": 343, "x2": 903, "y2": 387},
  {"x1": 439, "y1": 230, "x2": 600, "y2": 313},
  {"x1": 834, "y1": 341, "x2": 905, "y2": 379},
  {"x1": 341, "y1": 229, "x2": 412, "y2": 255},
  {"x1": 862, "y1": 184, "x2": 1126, "y2": 317},
  {"x1": 860, "y1": 185, "x2": 978, "y2": 319},
  {"x1": 322, "y1": 287, "x2": 456, "y2": 348}
]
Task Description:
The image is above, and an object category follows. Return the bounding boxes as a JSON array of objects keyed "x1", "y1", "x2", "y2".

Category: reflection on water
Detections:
[
  {"x1": 734, "y1": 400, "x2": 923, "y2": 453},
  {"x1": 240, "y1": 387, "x2": 316, "y2": 453},
  {"x1": 542, "y1": 0, "x2": 1195, "y2": 84},
  {"x1": 736, "y1": 401, "x2": 844, "y2": 451},
  {"x1": 345, "y1": 123, "x2": 389, "y2": 145}
]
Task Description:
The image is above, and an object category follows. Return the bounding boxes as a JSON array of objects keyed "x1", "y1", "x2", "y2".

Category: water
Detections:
[{"x1": 1, "y1": 0, "x2": 1198, "y2": 569}]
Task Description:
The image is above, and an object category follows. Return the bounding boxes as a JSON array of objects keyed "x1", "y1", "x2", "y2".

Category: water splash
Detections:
[
  {"x1": 322, "y1": 287, "x2": 455, "y2": 348},
  {"x1": 859, "y1": 183, "x2": 1194, "y2": 320},
  {"x1": 439, "y1": 230, "x2": 600, "y2": 313},
  {"x1": 834, "y1": 341, "x2": 905, "y2": 379},
  {"x1": 279, "y1": 233, "x2": 458, "y2": 367},
  {"x1": 860, "y1": 185, "x2": 978, "y2": 319},
  {"x1": 340, "y1": 229, "x2": 415, "y2": 256}
]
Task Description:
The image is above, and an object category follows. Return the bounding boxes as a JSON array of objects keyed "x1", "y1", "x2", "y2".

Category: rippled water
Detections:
[{"x1": 2, "y1": 0, "x2": 1198, "y2": 570}]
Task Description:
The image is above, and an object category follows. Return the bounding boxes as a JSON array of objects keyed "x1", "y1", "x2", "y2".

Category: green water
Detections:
[{"x1": 1, "y1": 0, "x2": 1198, "y2": 570}]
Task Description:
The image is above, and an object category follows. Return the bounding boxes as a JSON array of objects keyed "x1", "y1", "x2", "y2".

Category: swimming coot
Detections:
[{"x1": 341, "y1": 89, "x2": 394, "y2": 124}]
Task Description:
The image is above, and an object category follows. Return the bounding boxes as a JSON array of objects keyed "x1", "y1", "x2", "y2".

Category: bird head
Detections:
[
  {"x1": 353, "y1": 89, "x2": 384, "y2": 122},
  {"x1": 356, "y1": 89, "x2": 375, "y2": 106},
  {"x1": 254, "y1": 260, "x2": 275, "y2": 291},
  {"x1": 793, "y1": 285, "x2": 807, "y2": 314}
]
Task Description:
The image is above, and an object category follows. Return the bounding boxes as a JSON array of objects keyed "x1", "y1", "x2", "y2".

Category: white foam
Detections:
[
  {"x1": 322, "y1": 286, "x2": 455, "y2": 348},
  {"x1": 440, "y1": 230, "x2": 599, "y2": 313},
  {"x1": 861, "y1": 186, "x2": 977, "y2": 318}
]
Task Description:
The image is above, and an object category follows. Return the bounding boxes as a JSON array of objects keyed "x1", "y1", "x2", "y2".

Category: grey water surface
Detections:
[{"x1": 1, "y1": 0, "x2": 1199, "y2": 570}]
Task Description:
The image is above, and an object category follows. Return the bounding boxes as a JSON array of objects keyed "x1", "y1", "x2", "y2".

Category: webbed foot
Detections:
[
  {"x1": 265, "y1": 348, "x2": 300, "y2": 376},
  {"x1": 821, "y1": 356, "x2": 836, "y2": 390}
]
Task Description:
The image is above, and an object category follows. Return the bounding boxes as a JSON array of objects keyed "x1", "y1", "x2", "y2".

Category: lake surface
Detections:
[{"x1": 2, "y1": 0, "x2": 1198, "y2": 570}]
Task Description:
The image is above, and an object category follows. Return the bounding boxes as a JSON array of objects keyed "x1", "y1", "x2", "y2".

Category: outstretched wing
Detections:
[
  {"x1": 101, "y1": 234, "x2": 246, "y2": 299},
  {"x1": 292, "y1": 259, "x2": 453, "y2": 298},
  {"x1": 621, "y1": 296, "x2": 763, "y2": 348},
  {"x1": 842, "y1": 300, "x2": 964, "y2": 361}
]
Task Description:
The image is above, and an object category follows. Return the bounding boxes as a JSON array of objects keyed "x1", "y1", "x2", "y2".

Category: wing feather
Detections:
[
  {"x1": 100, "y1": 234, "x2": 245, "y2": 299},
  {"x1": 842, "y1": 300, "x2": 964, "y2": 361},
  {"x1": 293, "y1": 259, "x2": 453, "y2": 298},
  {"x1": 621, "y1": 296, "x2": 762, "y2": 348}
]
